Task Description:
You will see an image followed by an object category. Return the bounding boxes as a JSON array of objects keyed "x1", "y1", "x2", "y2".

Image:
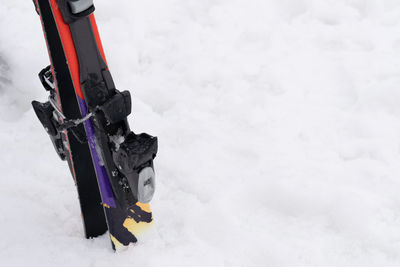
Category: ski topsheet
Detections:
[{"x1": 32, "y1": 0, "x2": 158, "y2": 250}]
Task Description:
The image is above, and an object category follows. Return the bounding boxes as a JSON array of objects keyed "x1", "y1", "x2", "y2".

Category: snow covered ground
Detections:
[{"x1": 1, "y1": 0, "x2": 400, "y2": 266}]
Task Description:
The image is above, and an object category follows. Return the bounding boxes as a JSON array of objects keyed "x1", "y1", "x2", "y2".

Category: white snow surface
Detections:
[{"x1": 1, "y1": 0, "x2": 400, "y2": 266}]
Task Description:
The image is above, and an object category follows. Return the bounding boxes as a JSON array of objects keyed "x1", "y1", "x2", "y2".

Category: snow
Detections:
[{"x1": 1, "y1": 0, "x2": 400, "y2": 266}]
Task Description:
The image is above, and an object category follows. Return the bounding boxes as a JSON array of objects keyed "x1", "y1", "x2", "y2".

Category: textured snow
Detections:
[{"x1": 1, "y1": 0, "x2": 400, "y2": 266}]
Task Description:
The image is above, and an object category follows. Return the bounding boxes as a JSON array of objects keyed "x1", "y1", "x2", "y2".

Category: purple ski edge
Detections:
[{"x1": 77, "y1": 96, "x2": 116, "y2": 208}]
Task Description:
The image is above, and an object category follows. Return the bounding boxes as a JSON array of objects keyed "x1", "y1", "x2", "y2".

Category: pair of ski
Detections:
[{"x1": 32, "y1": 0, "x2": 158, "y2": 250}]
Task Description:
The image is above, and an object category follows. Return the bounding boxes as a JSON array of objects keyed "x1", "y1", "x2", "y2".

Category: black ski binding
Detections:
[
  {"x1": 32, "y1": 66, "x2": 93, "y2": 158},
  {"x1": 32, "y1": 100, "x2": 67, "y2": 160},
  {"x1": 99, "y1": 90, "x2": 132, "y2": 124},
  {"x1": 32, "y1": 66, "x2": 66, "y2": 160},
  {"x1": 113, "y1": 132, "x2": 158, "y2": 204}
]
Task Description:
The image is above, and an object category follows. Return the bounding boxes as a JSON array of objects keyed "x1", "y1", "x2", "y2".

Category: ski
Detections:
[{"x1": 32, "y1": 0, "x2": 158, "y2": 250}]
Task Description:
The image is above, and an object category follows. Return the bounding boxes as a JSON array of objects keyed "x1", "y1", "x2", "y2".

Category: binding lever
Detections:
[{"x1": 38, "y1": 65, "x2": 54, "y2": 92}]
